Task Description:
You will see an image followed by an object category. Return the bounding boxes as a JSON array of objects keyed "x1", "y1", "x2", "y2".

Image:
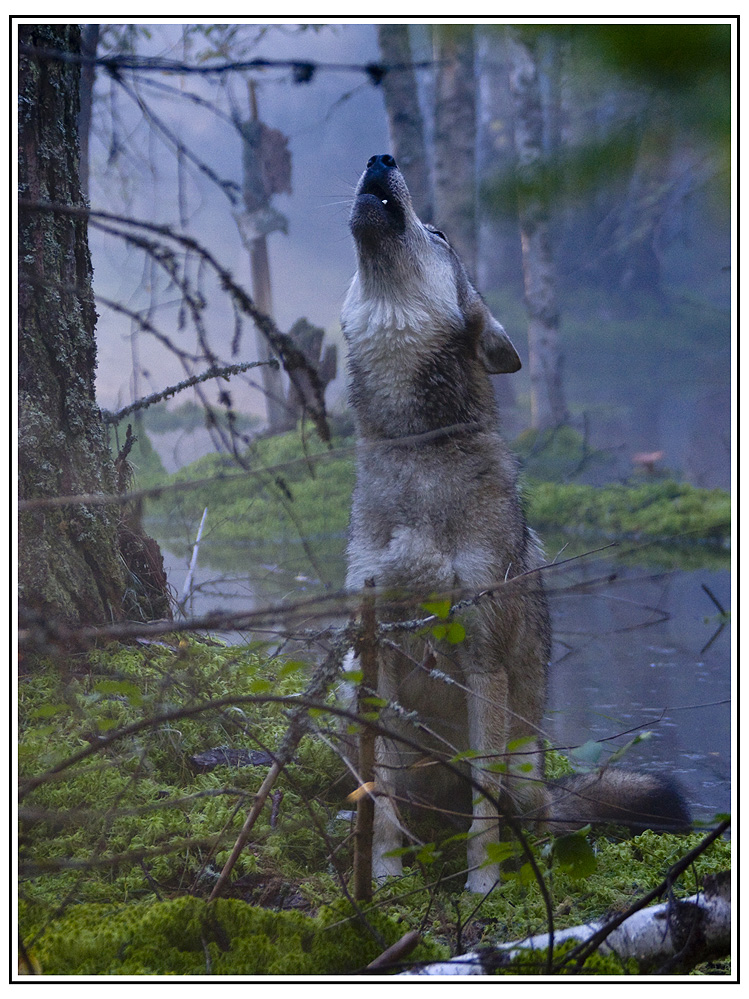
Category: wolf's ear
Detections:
[{"x1": 478, "y1": 315, "x2": 522, "y2": 374}]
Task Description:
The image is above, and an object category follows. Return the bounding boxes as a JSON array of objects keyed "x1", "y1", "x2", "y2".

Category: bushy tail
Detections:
[{"x1": 544, "y1": 770, "x2": 691, "y2": 835}]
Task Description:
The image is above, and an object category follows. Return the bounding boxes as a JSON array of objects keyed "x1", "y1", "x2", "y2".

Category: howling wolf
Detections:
[{"x1": 341, "y1": 154, "x2": 690, "y2": 893}]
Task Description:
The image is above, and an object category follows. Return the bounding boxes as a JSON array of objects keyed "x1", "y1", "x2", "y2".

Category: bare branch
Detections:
[
  {"x1": 19, "y1": 42, "x2": 434, "y2": 82},
  {"x1": 19, "y1": 198, "x2": 332, "y2": 441},
  {"x1": 101, "y1": 359, "x2": 278, "y2": 424}
]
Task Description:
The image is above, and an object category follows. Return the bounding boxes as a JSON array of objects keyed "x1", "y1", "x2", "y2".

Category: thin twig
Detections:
[
  {"x1": 180, "y1": 507, "x2": 208, "y2": 607},
  {"x1": 207, "y1": 625, "x2": 356, "y2": 900},
  {"x1": 101, "y1": 360, "x2": 277, "y2": 424}
]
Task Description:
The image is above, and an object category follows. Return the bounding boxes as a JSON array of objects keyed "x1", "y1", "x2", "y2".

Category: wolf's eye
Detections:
[{"x1": 427, "y1": 226, "x2": 448, "y2": 243}]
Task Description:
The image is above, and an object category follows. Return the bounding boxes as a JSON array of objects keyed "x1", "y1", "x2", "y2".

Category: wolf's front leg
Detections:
[
  {"x1": 371, "y1": 655, "x2": 406, "y2": 881},
  {"x1": 372, "y1": 753, "x2": 404, "y2": 880},
  {"x1": 464, "y1": 670, "x2": 509, "y2": 893}
]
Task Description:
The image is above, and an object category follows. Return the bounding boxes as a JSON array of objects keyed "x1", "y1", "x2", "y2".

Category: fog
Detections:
[
  {"x1": 87, "y1": 22, "x2": 731, "y2": 489},
  {"x1": 91, "y1": 23, "x2": 390, "y2": 417}
]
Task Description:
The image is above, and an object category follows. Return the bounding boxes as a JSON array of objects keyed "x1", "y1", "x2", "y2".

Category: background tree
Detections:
[
  {"x1": 506, "y1": 26, "x2": 568, "y2": 430},
  {"x1": 18, "y1": 23, "x2": 169, "y2": 630},
  {"x1": 377, "y1": 24, "x2": 433, "y2": 222},
  {"x1": 432, "y1": 25, "x2": 478, "y2": 277}
]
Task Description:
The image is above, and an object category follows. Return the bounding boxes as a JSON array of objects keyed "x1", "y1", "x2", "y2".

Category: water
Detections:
[
  {"x1": 543, "y1": 554, "x2": 731, "y2": 824},
  {"x1": 156, "y1": 532, "x2": 731, "y2": 825}
]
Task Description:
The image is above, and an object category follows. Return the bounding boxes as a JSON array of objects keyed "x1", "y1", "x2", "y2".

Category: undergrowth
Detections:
[{"x1": 18, "y1": 639, "x2": 731, "y2": 977}]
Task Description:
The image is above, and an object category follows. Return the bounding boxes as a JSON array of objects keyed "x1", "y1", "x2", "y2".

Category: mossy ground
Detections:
[
  {"x1": 138, "y1": 427, "x2": 729, "y2": 565},
  {"x1": 19, "y1": 640, "x2": 730, "y2": 977}
]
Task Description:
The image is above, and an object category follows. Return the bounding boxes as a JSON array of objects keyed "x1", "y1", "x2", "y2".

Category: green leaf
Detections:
[
  {"x1": 430, "y1": 623, "x2": 448, "y2": 640},
  {"x1": 553, "y1": 833, "x2": 597, "y2": 879},
  {"x1": 571, "y1": 739, "x2": 602, "y2": 765},
  {"x1": 483, "y1": 841, "x2": 516, "y2": 864},
  {"x1": 361, "y1": 696, "x2": 387, "y2": 709},
  {"x1": 518, "y1": 861, "x2": 537, "y2": 885},
  {"x1": 415, "y1": 842, "x2": 441, "y2": 865},
  {"x1": 277, "y1": 660, "x2": 306, "y2": 679},
  {"x1": 31, "y1": 703, "x2": 69, "y2": 719},
  {"x1": 607, "y1": 732, "x2": 652, "y2": 765},
  {"x1": 248, "y1": 678, "x2": 272, "y2": 694},
  {"x1": 507, "y1": 736, "x2": 535, "y2": 752},
  {"x1": 383, "y1": 845, "x2": 419, "y2": 858},
  {"x1": 93, "y1": 679, "x2": 142, "y2": 707},
  {"x1": 342, "y1": 670, "x2": 363, "y2": 685},
  {"x1": 446, "y1": 622, "x2": 466, "y2": 644},
  {"x1": 422, "y1": 599, "x2": 451, "y2": 619}
]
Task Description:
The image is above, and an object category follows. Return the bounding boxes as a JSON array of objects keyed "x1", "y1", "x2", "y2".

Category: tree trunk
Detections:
[
  {"x1": 432, "y1": 26, "x2": 478, "y2": 278},
  {"x1": 377, "y1": 25, "x2": 433, "y2": 223},
  {"x1": 611, "y1": 98, "x2": 672, "y2": 298},
  {"x1": 507, "y1": 28, "x2": 568, "y2": 430},
  {"x1": 241, "y1": 83, "x2": 289, "y2": 433},
  {"x1": 18, "y1": 24, "x2": 169, "y2": 631},
  {"x1": 476, "y1": 28, "x2": 523, "y2": 294},
  {"x1": 249, "y1": 235, "x2": 289, "y2": 431}
]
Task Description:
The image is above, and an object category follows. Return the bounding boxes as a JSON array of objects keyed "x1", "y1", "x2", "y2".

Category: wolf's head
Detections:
[{"x1": 346, "y1": 154, "x2": 521, "y2": 375}]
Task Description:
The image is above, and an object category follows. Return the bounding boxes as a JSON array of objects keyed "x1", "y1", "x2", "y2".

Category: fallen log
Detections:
[{"x1": 404, "y1": 871, "x2": 730, "y2": 976}]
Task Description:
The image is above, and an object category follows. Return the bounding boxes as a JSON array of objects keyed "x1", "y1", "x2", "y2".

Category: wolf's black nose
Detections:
[{"x1": 366, "y1": 154, "x2": 397, "y2": 170}]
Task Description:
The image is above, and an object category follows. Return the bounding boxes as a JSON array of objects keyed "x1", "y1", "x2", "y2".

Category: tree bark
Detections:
[
  {"x1": 507, "y1": 28, "x2": 568, "y2": 430},
  {"x1": 18, "y1": 24, "x2": 169, "y2": 631},
  {"x1": 433, "y1": 26, "x2": 478, "y2": 277},
  {"x1": 377, "y1": 25, "x2": 433, "y2": 223}
]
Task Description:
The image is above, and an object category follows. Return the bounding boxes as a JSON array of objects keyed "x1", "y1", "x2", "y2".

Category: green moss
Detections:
[
  {"x1": 526, "y1": 479, "x2": 730, "y2": 547},
  {"x1": 497, "y1": 938, "x2": 638, "y2": 975},
  {"x1": 19, "y1": 640, "x2": 730, "y2": 977},
  {"x1": 22, "y1": 896, "x2": 447, "y2": 976},
  {"x1": 135, "y1": 428, "x2": 728, "y2": 569},
  {"x1": 145, "y1": 429, "x2": 355, "y2": 551},
  {"x1": 19, "y1": 640, "x2": 350, "y2": 911}
]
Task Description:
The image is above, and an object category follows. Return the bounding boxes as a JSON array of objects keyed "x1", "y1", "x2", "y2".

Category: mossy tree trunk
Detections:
[{"x1": 18, "y1": 24, "x2": 169, "y2": 631}]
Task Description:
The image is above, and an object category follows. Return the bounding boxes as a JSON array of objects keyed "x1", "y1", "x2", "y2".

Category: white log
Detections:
[{"x1": 403, "y1": 871, "x2": 730, "y2": 976}]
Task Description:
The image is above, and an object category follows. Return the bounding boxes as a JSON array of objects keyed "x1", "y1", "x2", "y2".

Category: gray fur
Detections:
[{"x1": 342, "y1": 155, "x2": 689, "y2": 893}]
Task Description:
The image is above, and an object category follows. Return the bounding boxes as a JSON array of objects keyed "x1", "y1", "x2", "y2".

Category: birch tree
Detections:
[
  {"x1": 433, "y1": 26, "x2": 478, "y2": 278},
  {"x1": 507, "y1": 27, "x2": 568, "y2": 430}
]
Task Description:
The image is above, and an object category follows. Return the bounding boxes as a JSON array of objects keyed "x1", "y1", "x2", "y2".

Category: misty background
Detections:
[{"x1": 87, "y1": 22, "x2": 731, "y2": 488}]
